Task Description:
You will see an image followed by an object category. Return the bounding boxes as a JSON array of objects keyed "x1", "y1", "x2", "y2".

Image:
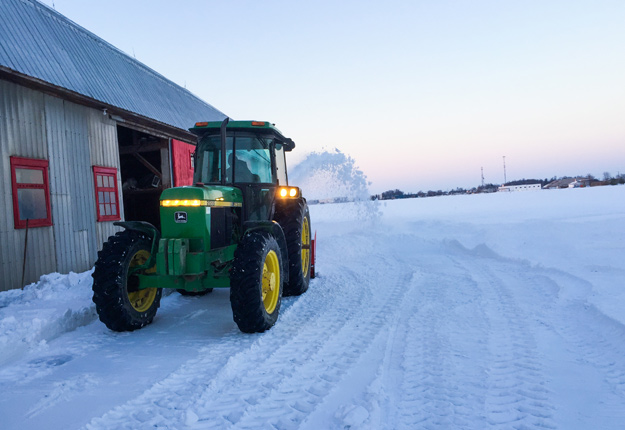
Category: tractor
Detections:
[{"x1": 92, "y1": 119, "x2": 315, "y2": 333}]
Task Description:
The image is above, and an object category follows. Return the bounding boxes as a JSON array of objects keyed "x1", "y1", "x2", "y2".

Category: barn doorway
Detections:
[{"x1": 116, "y1": 124, "x2": 171, "y2": 230}]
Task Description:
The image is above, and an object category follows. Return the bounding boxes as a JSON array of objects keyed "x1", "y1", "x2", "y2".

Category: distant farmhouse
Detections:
[
  {"x1": 0, "y1": 0, "x2": 227, "y2": 291},
  {"x1": 543, "y1": 178, "x2": 592, "y2": 189}
]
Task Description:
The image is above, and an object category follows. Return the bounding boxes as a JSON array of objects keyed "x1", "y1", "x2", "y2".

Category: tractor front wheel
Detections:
[
  {"x1": 230, "y1": 231, "x2": 284, "y2": 333},
  {"x1": 92, "y1": 230, "x2": 162, "y2": 332}
]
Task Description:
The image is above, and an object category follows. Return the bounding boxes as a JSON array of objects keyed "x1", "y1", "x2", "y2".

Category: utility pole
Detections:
[
  {"x1": 502, "y1": 156, "x2": 507, "y2": 185},
  {"x1": 481, "y1": 167, "x2": 485, "y2": 187}
]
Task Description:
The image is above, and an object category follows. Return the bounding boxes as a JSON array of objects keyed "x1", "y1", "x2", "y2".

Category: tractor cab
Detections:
[{"x1": 190, "y1": 119, "x2": 296, "y2": 223}]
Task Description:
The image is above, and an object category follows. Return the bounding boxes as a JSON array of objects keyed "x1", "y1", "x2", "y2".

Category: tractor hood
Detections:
[
  {"x1": 159, "y1": 185, "x2": 243, "y2": 247},
  {"x1": 160, "y1": 186, "x2": 243, "y2": 208}
]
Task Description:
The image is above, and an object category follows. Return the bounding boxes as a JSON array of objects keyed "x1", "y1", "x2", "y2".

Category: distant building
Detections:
[
  {"x1": 0, "y1": 0, "x2": 227, "y2": 291},
  {"x1": 543, "y1": 177, "x2": 591, "y2": 189},
  {"x1": 498, "y1": 184, "x2": 542, "y2": 192},
  {"x1": 568, "y1": 178, "x2": 592, "y2": 188}
]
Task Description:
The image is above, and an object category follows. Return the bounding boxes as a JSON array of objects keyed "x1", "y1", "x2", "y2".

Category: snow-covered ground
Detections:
[{"x1": 1, "y1": 185, "x2": 624, "y2": 430}]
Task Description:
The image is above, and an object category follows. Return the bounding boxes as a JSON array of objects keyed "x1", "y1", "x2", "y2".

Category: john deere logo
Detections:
[{"x1": 174, "y1": 211, "x2": 187, "y2": 223}]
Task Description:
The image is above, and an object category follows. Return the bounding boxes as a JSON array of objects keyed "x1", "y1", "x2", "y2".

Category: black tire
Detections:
[
  {"x1": 92, "y1": 230, "x2": 162, "y2": 332},
  {"x1": 230, "y1": 231, "x2": 284, "y2": 333},
  {"x1": 177, "y1": 288, "x2": 213, "y2": 296},
  {"x1": 274, "y1": 198, "x2": 311, "y2": 296}
]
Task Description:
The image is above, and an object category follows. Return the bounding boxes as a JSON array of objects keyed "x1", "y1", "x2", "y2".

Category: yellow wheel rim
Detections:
[
  {"x1": 127, "y1": 249, "x2": 157, "y2": 312},
  {"x1": 301, "y1": 217, "x2": 311, "y2": 276},
  {"x1": 262, "y1": 250, "x2": 280, "y2": 314}
]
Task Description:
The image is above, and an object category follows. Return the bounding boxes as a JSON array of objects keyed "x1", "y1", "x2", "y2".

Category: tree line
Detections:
[{"x1": 372, "y1": 172, "x2": 625, "y2": 201}]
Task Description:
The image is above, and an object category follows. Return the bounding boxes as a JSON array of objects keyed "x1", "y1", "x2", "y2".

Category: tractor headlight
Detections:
[
  {"x1": 277, "y1": 187, "x2": 300, "y2": 199},
  {"x1": 160, "y1": 199, "x2": 208, "y2": 207}
]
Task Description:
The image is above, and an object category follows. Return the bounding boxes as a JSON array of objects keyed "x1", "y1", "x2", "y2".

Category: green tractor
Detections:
[{"x1": 92, "y1": 119, "x2": 315, "y2": 333}]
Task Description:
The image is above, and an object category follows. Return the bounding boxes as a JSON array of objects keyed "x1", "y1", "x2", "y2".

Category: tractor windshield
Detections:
[{"x1": 194, "y1": 134, "x2": 275, "y2": 184}]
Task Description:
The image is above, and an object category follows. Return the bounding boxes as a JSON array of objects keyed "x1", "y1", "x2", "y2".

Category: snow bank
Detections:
[{"x1": 0, "y1": 270, "x2": 96, "y2": 366}]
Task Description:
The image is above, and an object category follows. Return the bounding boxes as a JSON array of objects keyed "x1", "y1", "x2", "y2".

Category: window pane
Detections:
[
  {"x1": 17, "y1": 188, "x2": 47, "y2": 220},
  {"x1": 193, "y1": 135, "x2": 230, "y2": 184},
  {"x1": 275, "y1": 145, "x2": 287, "y2": 185},
  {"x1": 99, "y1": 204, "x2": 105, "y2": 215},
  {"x1": 109, "y1": 192, "x2": 115, "y2": 204},
  {"x1": 97, "y1": 175, "x2": 103, "y2": 188},
  {"x1": 104, "y1": 192, "x2": 110, "y2": 203},
  {"x1": 234, "y1": 148, "x2": 272, "y2": 183},
  {"x1": 98, "y1": 191, "x2": 104, "y2": 203},
  {"x1": 16, "y1": 168, "x2": 44, "y2": 184},
  {"x1": 106, "y1": 175, "x2": 113, "y2": 188},
  {"x1": 105, "y1": 204, "x2": 111, "y2": 215},
  {"x1": 111, "y1": 205, "x2": 117, "y2": 215}
]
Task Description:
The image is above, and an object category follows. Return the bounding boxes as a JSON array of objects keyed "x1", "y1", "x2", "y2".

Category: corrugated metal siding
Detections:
[
  {"x1": 0, "y1": 80, "x2": 127, "y2": 291},
  {"x1": 46, "y1": 95, "x2": 97, "y2": 274},
  {"x1": 0, "y1": 80, "x2": 57, "y2": 291},
  {"x1": 0, "y1": 0, "x2": 227, "y2": 132},
  {"x1": 87, "y1": 109, "x2": 123, "y2": 249}
]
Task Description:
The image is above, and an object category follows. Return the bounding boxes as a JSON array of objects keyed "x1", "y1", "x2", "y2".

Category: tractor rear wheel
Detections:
[
  {"x1": 274, "y1": 198, "x2": 311, "y2": 296},
  {"x1": 92, "y1": 230, "x2": 162, "y2": 332},
  {"x1": 230, "y1": 231, "x2": 284, "y2": 333}
]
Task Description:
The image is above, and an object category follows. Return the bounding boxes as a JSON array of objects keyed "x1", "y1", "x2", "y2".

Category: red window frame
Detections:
[
  {"x1": 10, "y1": 156, "x2": 53, "y2": 229},
  {"x1": 93, "y1": 166, "x2": 121, "y2": 222}
]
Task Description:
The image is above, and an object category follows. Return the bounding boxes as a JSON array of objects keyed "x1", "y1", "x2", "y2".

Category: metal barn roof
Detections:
[{"x1": 0, "y1": 0, "x2": 226, "y2": 132}]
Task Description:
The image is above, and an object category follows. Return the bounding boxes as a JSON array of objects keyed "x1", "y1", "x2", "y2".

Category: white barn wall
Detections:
[
  {"x1": 0, "y1": 80, "x2": 126, "y2": 291},
  {"x1": 46, "y1": 96, "x2": 100, "y2": 274},
  {"x1": 0, "y1": 80, "x2": 57, "y2": 290},
  {"x1": 86, "y1": 108, "x2": 123, "y2": 251}
]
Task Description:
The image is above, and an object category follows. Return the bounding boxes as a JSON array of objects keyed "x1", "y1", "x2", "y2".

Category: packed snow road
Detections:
[{"x1": 1, "y1": 186, "x2": 624, "y2": 429}]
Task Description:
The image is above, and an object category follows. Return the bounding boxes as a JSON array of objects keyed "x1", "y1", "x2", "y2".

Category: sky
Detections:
[{"x1": 38, "y1": 0, "x2": 625, "y2": 193}]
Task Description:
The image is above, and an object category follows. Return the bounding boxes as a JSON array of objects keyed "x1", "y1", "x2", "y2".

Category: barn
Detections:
[{"x1": 0, "y1": 0, "x2": 227, "y2": 291}]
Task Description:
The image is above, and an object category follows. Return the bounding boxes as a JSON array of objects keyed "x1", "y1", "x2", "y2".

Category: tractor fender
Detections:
[
  {"x1": 113, "y1": 221, "x2": 161, "y2": 266},
  {"x1": 242, "y1": 221, "x2": 290, "y2": 284}
]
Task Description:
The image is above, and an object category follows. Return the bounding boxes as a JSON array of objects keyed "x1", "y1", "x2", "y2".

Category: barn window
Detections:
[
  {"x1": 10, "y1": 157, "x2": 53, "y2": 229},
  {"x1": 93, "y1": 166, "x2": 121, "y2": 222}
]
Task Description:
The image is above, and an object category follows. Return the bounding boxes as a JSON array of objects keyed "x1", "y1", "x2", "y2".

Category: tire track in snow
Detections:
[
  {"x1": 546, "y1": 270, "x2": 625, "y2": 396},
  {"x1": 380, "y1": 239, "x2": 556, "y2": 430},
  {"x1": 566, "y1": 306, "x2": 625, "y2": 393},
  {"x1": 188, "y1": 261, "x2": 415, "y2": 429},
  {"x1": 390, "y1": 253, "x2": 490, "y2": 430},
  {"x1": 451, "y1": 250, "x2": 557, "y2": 430}
]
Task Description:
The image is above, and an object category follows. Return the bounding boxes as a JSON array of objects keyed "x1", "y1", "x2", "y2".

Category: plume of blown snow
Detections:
[{"x1": 289, "y1": 149, "x2": 380, "y2": 221}]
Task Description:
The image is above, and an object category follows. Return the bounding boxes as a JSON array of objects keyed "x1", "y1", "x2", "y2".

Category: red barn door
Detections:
[{"x1": 172, "y1": 139, "x2": 195, "y2": 186}]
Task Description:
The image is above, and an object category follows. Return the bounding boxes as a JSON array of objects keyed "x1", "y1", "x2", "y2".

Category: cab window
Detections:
[{"x1": 194, "y1": 134, "x2": 275, "y2": 184}]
